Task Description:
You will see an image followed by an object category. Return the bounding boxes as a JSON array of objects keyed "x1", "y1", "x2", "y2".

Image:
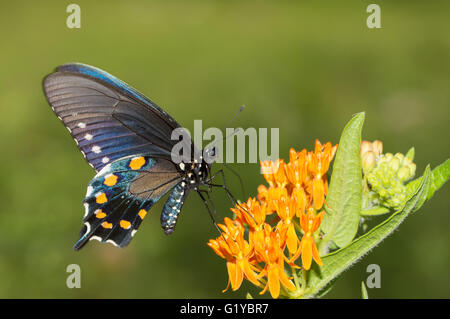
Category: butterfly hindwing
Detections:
[
  {"x1": 43, "y1": 63, "x2": 189, "y2": 172},
  {"x1": 74, "y1": 155, "x2": 181, "y2": 250}
]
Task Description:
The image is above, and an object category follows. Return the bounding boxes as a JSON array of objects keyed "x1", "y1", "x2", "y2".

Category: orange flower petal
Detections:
[
  {"x1": 279, "y1": 271, "x2": 296, "y2": 292},
  {"x1": 289, "y1": 148, "x2": 298, "y2": 162},
  {"x1": 267, "y1": 266, "x2": 280, "y2": 299},
  {"x1": 312, "y1": 211, "x2": 325, "y2": 232},
  {"x1": 286, "y1": 223, "x2": 298, "y2": 255},
  {"x1": 313, "y1": 178, "x2": 325, "y2": 210},
  {"x1": 242, "y1": 260, "x2": 261, "y2": 287},
  {"x1": 222, "y1": 279, "x2": 231, "y2": 293},
  {"x1": 227, "y1": 261, "x2": 243, "y2": 291},
  {"x1": 293, "y1": 187, "x2": 307, "y2": 217},
  {"x1": 301, "y1": 236, "x2": 313, "y2": 270},
  {"x1": 312, "y1": 240, "x2": 323, "y2": 266}
]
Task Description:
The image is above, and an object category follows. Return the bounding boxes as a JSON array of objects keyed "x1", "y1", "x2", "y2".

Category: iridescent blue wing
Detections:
[
  {"x1": 43, "y1": 63, "x2": 188, "y2": 172},
  {"x1": 75, "y1": 155, "x2": 182, "y2": 250}
]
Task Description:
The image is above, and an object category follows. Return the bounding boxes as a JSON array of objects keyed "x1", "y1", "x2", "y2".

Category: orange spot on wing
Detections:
[
  {"x1": 96, "y1": 193, "x2": 107, "y2": 204},
  {"x1": 101, "y1": 221, "x2": 113, "y2": 229},
  {"x1": 104, "y1": 174, "x2": 118, "y2": 186},
  {"x1": 138, "y1": 209, "x2": 147, "y2": 219},
  {"x1": 129, "y1": 156, "x2": 146, "y2": 170},
  {"x1": 95, "y1": 209, "x2": 107, "y2": 219},
  {"x1": 120, "y1": 220, "x2": 131, "y2": 229}
]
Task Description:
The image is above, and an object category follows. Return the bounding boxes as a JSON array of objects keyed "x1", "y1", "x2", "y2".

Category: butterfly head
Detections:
[{"x1": 202, "y1": 145, "x2": 219, "y2": 165}]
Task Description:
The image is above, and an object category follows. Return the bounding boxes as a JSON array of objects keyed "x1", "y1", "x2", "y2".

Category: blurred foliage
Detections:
[{"x1": 0, "y1": 0, "x2": 448, "y2": 298}]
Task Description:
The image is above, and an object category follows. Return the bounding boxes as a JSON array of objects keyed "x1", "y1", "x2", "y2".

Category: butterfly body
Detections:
[{"x1": 43, "y1": 63, "x2": 215, "y2": 250}]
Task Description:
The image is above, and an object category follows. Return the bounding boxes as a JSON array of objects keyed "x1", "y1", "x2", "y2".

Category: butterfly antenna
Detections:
[
  {"x1": 225, "y1": 104, "x2": 245, "y2": 128},
  {"x1": 215, "y1": 105, "x2": 245, "y2": 144}
]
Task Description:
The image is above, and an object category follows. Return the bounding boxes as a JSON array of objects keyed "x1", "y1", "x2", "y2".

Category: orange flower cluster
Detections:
[{"x1": 208, "y1": 140, "x2": 338, "y2": 298}]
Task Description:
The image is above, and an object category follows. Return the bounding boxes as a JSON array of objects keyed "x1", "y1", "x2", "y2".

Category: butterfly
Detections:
[{"x1": 43, "y1": 63, "x2": 225, "y2": 250}]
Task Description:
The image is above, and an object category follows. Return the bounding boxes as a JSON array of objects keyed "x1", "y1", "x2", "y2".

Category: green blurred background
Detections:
[{"x1": 0, "y1": 0, "x2": 448, "y2": 298}]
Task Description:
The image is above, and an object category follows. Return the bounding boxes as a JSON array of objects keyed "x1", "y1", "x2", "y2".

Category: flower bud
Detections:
[
  {"x1": 361, "y1": 141, "x2": 373, "y2": 158},
  {"x1": 394, "y1": 152, "x2": 404, "y2": 163},
  {"x1": 384, "y1": 153, "x2": 393, "y2": 162},
  {"x1": 372, "y1": 140, "x2": 383, "y2": 157},
  {"x1": 408, "y1": 163, "x2": 416, "y2": 176},
  {"x1": 365, "y1": 149, "x2": 417, "y2": 210},
  {"x1": 397, "y1": 166, "x2": 411, "y2": 182},
  {"x1": 361, "y1": 140, "x2": 384, "y2": 174},
  {"x1": 389, "y1": 157, "x2": 401, "y2": 172},
  {"x1": 362, "y1": 151, "x2": 376, "y2": 173}
]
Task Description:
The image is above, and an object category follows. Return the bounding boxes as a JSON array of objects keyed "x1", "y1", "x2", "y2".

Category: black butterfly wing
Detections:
[{"x1": 43, "y1": 63, "x2": 189, "y2": 172}]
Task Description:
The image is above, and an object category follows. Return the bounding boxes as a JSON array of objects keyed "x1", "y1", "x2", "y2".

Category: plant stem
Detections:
[
  {"x1": 292, "y1": 266, "x2": 300, "y2": 289},
  {"x1": 293, "y1": 268, "x2": 306, "y2": 298}
]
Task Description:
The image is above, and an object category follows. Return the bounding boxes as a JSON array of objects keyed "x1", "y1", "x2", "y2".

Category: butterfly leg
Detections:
[
  {"x1": 197, "y1": 190, "x2": 223, "y2": 236},
  {"x1": 205, "y1": 169, "x2": 238, "y2": 205},
  {"x1": 222, "y1": 162, "x2": 246, "y2": 199},
  {"x1": 198, "y1": 189, "x2": 220, "y2": 219},
  {"x1": 206, "y1": 169, "x2": 258, "y2": 224}
]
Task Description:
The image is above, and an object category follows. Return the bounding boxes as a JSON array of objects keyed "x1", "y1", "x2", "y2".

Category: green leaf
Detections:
[
  {"x1": 314, "y1": 276, "x2": 338, "y2": 298},
  {"x1": 305, "y1": 166, "x2": 431, "y2": 298},
  {"x1": 406, "y1": 158, "x2": 450, "y2": 205},
  {"x1": 360, "y1": 207, "x2": 390, "y2": 216},
  {"x1": 361, "y1": 281, "x2": 369, "y2": 299},
  {"x1": 320, "y1": 112, "x2": 364, "y2": 249}
]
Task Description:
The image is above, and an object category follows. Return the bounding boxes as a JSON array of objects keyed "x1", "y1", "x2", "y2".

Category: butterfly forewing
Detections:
[{"x1": 43, "y1": 63, "x2": 185, "y2": 172}]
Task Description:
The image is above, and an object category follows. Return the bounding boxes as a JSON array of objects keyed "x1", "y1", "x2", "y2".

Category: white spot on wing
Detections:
[
  {"x1": 86, "y1": 186, "x2": 94, "y2": 197},
  {"x1": 85, "y1": 133, "x2": 93, "y2": 140},
  {"x1": 95, "y1": 163, "x2": 112, "y2": 177},
  {"x1": 83, "y1": 203, "x2": 89, "y2": 218},
  {"x1": 90, "y1": 236, "x2": 102, "y2": 242},
  {"x1": 84, "y1": 222, "x2": 91, "y2": 235},
  {"x1": 102, "y1": 157, "x2": 109, "y2": 164},
  {"x1": 92, "y1": 145, "x2": 101, "y2": 154},
  {"x1": 78, "y1": 122, "x2": 86, "y2": 129},
  {"x1": 106, "y1": 239, "x2": 119, "y2": 247}
]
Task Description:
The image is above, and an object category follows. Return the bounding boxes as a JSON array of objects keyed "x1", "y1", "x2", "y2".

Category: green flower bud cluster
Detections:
[{"x1": 366, "y1": 151, "x2": 416, "y2": 210}]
